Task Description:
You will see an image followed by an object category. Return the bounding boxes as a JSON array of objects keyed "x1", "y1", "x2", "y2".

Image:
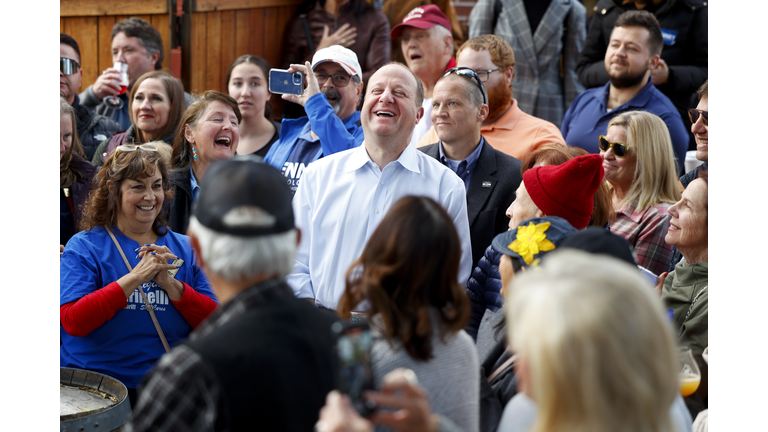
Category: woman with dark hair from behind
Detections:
[
  {"x1": 61, "y1": 96, "x2": 98, "y2": 251},
  {"x1": 338, "y1": 196, "x2": 479, "y2": 432},
  {"x1": 281, "y1": 0, "x2": 390, "y2": 117},
  {"x1": 226, "y1": 55, "x2": 281, "y2": 159}
]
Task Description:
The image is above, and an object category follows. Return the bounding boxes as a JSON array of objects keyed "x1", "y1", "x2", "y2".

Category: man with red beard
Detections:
[
  {"x1": 561, "y1": 10, "x2": 688, "y2": 174},
  {"x1": 417, "y1": 35, "x2": 564, "y2": 161}
]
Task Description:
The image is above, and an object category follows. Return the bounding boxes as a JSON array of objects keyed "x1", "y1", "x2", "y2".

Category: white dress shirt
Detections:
[
  {"x1": 409, "y1": 97, "x2": 433, "y2": 148},
  {"x1": 288, "y1": 142, "x2": 472, "y2": 310}
]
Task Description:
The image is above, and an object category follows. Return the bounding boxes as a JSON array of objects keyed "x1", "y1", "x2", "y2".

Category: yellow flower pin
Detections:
[{"x1": 508, "y1": 222, "x2": 556, "y2": 265}]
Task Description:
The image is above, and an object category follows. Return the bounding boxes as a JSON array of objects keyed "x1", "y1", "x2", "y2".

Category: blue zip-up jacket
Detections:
[{"x1": 264, "y1": 93, "x2": 364, "y2": 170}]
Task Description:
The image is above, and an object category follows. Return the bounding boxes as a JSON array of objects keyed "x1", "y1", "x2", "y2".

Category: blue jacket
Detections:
[
  {"x1": 263, "y1": 93, "x2": 364, "y2": 170},
  {"x1": 465, "y1": 244, "x2": 504, "y2": 340},
  {"x1": 561, "y1": 79, "x2": 688, "y2": 174}
]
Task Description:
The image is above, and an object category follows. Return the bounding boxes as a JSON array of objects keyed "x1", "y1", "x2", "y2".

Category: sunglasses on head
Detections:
[
  {"x1": 112, "y1": 144, "x2": 160, "y2": 167},
  {"x1": 443, "y1": 67, "x2": 487, "y2": 105},
  {"x1": 60, "y1": 58, "x2": 80, "y2": 76},
  {"x1": 598, "y1": 135, "x2": 631, "y2": 158},
  {"x1": 687, "y1": 108, "x2": 708, "y2": 126}
]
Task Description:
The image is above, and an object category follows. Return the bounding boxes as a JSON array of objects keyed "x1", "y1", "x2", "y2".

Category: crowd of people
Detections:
[{"x1": 60, "y1": 2, "x2": 708, "y2": 430}]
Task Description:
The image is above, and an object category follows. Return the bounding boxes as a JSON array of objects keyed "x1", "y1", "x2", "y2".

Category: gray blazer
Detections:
[
  {"x1": 468, "y1": 0, "x2": 586, "y2": 127},
  {"x1": 420, "y1": 139, "x2": 522, "y2": 269}
]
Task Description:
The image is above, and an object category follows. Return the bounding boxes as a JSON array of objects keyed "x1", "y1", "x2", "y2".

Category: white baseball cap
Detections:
[{"x1": 311, "y1": 45, "x2": 362, "y2": 82}]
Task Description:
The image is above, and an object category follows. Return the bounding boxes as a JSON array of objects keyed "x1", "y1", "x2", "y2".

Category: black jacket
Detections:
[
  {"x1": 72, "y1": 94, "x2": 122, "y2": 161},
  {"x1": 185, "y1": 281, "x2": 338, "y2": 431},
  {"x1": 576, "y1": 0, "x2": 708, "y2": 111},
  {"x1": 419, "y1": 139, "x2": 522, "y2": 269},
  {"x1": 167, "y1": 168, "x2": 194, "y2": 235},
  {"x1": 61, "y1": 153, "x2": 99, "y2": 245}
]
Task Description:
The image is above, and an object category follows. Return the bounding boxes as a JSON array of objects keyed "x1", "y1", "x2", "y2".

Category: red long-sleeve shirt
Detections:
[{"x1": 61, "y1": 281, "x2": 217, "y2": 337}]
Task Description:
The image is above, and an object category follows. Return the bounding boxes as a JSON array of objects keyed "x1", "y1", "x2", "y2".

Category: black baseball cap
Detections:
[
  {"x1": 560, "y1": 227, "x2": 636, "y2": 266},
  {"x1": 193, "y1": 160, "x2": 294, "y2": 236}
]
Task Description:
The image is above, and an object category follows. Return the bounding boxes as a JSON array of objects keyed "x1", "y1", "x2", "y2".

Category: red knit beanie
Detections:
[{"x1": 523, "y1": 154, "x2": 604, "y2": 230}]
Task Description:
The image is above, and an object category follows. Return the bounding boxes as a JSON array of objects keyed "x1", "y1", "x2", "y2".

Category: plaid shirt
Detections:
[
  {"x1": 468, "y1": 0, "x2": 586, "y2": 127},
  {"x1": 126, "y1": 278, "x2": 291, "y2": 432},
  {"x1": 611, "y1": 203, "x2": 673, "y2": 276}
]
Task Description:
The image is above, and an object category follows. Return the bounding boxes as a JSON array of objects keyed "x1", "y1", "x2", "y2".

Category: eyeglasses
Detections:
[
  {"x1": 598, "y1": 135, "x2": 632, "y2": 158},
  {"x1": 474, "y1": 68, "x2": 500, "y2": 82},
  {"x1": 112, "y1": 144, "x2": 159, "y2": 167},
  {"x1": 315, "y1": 73, "x2": 351, "y2": 87},
  {"x1": 443, "y1": 67, "x2": 487, "y2": 104},
  {"x1": 60, "y1": 57, "x2": 80, "y2": 76},
  {"x1": 687, "y1": 109, "x2": 708, "y2": 126}
]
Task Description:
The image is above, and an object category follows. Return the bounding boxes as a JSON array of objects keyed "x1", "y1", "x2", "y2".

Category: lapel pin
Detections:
[{"x1": 482, "y1": 181, "x2": 492, "y2": 188}]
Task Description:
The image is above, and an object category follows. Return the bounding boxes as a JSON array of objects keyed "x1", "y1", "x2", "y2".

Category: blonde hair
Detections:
[
  {"x1": 608, "y1": 111, "x2": 680, "y2": 209},
  {"x1": 506, "y1": 249, "x2": 679, "y2": 432},
  {"x1": 146, "y1": 140, "x2": 173, "y2": 166}
]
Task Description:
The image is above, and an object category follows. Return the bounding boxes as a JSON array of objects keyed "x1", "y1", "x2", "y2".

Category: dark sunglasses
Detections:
[
  {"x1": 443, "y1": 67, "x2": 487, "y2": 104},
  {"x1": 598, "y1": 135, "x2": 631, "y2": 158},
  {"x1": 687, "y1": 108, "x2": 708, "y2": 126},
  {"x1": 60, "y1": 57, "x2": 80, "y2": 76},
  {"x1": 314, "y1": 73, "x2": 351, "y2": 87}
]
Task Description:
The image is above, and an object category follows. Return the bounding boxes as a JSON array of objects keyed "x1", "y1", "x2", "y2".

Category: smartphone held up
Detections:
[{"x1": 269, "y1": 68, "x2": 304, "y2": 95}]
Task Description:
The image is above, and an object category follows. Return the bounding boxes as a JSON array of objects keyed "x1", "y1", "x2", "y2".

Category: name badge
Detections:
[{"x1": 661, "y1": 28, "x2": 677, "y2": 46}]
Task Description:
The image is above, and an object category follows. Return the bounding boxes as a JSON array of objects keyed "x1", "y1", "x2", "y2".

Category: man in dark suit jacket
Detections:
[
  {"x1": 128, "y1": 160, "x2": 339, "y2": 432},
  {"x1": 419, "y1": 70, "x2": 522, "y2": 269}
]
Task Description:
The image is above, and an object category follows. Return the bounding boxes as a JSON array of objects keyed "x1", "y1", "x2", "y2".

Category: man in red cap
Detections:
[{"x1": 390, "y1": 5, "x2": 456, "y2": 147}]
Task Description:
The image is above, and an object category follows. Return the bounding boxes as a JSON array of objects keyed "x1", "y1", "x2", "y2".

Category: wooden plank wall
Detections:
[
  {"x1": 60, "y1": 6, "x2": 298, "y2": 101},
  {"x1": 188, "y1": 6, "x2": 298, "y2": 95}
]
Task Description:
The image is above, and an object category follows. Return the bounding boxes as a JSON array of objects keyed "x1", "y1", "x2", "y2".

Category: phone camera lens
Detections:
[{"x1": 293, "y1": 72, "x2": 302, "y2": 84}]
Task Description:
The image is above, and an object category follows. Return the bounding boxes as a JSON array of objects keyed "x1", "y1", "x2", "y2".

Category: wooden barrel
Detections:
[{"x1": 60, "y1": 367, "x2": 131, "y2": 432}]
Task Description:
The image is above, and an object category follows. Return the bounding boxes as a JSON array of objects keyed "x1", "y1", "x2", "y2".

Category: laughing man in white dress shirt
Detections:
[{"x1": 288, "y1": 62, "x2": 472, "y2": 310}]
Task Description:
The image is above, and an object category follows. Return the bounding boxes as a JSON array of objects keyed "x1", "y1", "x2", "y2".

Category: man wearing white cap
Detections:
[{"x1": 264, "y1": 45, "x2": 365, "y2": 196}]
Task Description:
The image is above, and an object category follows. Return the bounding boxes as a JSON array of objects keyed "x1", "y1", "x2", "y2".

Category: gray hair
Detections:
[
  {"x1": 431, "y1": 24, "x2": 454, "y2": 56},
  {"x1": 188, "y1": 216, "x2": 297, "y2": 282}
]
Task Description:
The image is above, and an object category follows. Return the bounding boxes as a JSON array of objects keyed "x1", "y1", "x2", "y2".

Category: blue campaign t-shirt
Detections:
[
  {"x1": 60, "y1": 226, "x2": 216, "y2": 388},
  {"x1": 281, "y1": 123, "x2": 321, "y2": 196}
]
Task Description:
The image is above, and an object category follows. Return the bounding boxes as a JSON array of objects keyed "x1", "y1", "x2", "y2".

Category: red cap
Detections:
[
  {"x1": 523, "y1": 154, "x2": 605, "y2": 230},
  {"x1": 390, "y1": 5, "x2": 451, "y2": 39}
]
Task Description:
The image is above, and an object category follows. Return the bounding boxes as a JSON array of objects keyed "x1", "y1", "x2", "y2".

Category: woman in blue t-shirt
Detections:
[{"x1": 60, "y1": 145, "x2": 217, "y2": 406}]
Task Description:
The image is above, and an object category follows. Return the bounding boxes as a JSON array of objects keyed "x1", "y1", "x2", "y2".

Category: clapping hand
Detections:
[{"x1": 137, "y1": 244, "x2": 184, "y2": 301}]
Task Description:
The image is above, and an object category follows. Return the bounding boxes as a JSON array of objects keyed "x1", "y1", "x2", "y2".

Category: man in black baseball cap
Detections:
[{"x1": 129, "y1": 160, "x2": 339, "y2": 432}]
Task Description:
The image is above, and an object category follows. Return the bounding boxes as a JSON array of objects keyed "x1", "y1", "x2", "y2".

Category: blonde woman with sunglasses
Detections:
[
  {"x1": 60, "y1": 145, "x2": 217, "y2": 407},
  {"x1": 600, "y1": 110, "x2": 680, "y2": 276}
]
